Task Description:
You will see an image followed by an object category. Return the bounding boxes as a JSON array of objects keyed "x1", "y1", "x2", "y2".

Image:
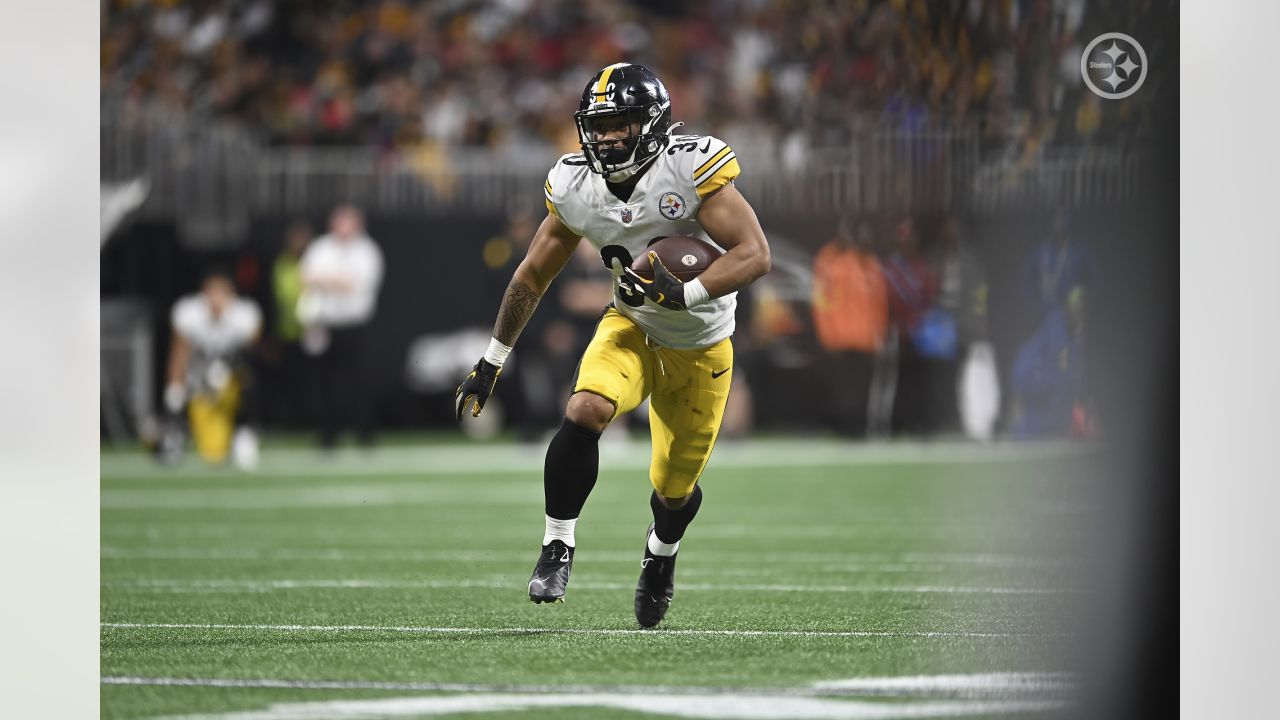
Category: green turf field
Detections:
[{"x1": 101, "y1": 437, "x2": 1092, "y2": 719}]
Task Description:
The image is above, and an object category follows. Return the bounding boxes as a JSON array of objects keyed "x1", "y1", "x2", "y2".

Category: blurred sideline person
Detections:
[
  {"x1": 264, "y1": 221, "x2": 311, "y2": 426},
  {"x1": 882, "y1": 217, "x2": 941, "y2": 435},
  {"x1": 927, "y1": 216, "x2": 991, "y2": 436},
  {"x1": 932, "y1": 217, "x2": 999, "y2": 440},
  {"x1": 932, "y1": 218, "x2": 987, "y2": 344},
  {"x1": 455, "y1": 64, "x2": 771, "y2": 628},
  {"x1": 298, "y1": 204, "x2": 384, "y2": 449},
  {"x1": 162, "y1": 268, "x2": 262, "y2": 468},
  {"x1": 811, "y1": 217, "x2": 888, "y2": 437},
  {"x1": 1023, "y1": 209, "x2": 1097, "y2": 319},
  {"x1": 1010, "y1": 286, "x2": 1092, "y2": 438}
]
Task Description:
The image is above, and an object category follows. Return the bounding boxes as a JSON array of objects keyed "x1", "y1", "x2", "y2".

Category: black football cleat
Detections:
[
  {"x1": 528, "y1": 540, "x2": 574, "y2": 604},
  {"x1": 635, "y1": 523, "x2": 676, "y2": 628}
]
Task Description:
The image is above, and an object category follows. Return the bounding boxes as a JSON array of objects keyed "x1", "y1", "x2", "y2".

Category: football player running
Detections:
[{"x1": 456, "y1": 63, "x2": 770, "y2": 627}]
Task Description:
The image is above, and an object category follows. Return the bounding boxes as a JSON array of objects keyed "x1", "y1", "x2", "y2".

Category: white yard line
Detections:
[
  {"x1": 103, "y1": 673, "x2": 1073, "y2": 699},
  {"x1": 103, "y1": 578, "x2": 1070, "y2": 595},
  {"x1": 134, "y1": 690, "x2": 1064, "y2": 720},
  {"x1": 99, "y1": 484, "x2": 538, "y2": 510},
  {"x1": 100, "y1": 545, "x2": 1072, "y2": 568},
  {"x1": 101, "y1": 622, "x2": 1053, "y2": 639},
  {"x1": 101, "y1": 438, "x2": 1096, "y2": 480},
  {"x1": 813, "y1": 673, "x2": 1076, "y2": 696},
  {"x1": 153, "y1": 695, "x2": 1065, "y2": 720},
  {"x1": 97, "y1": 481, "x2": 1077, "y2": 519}
]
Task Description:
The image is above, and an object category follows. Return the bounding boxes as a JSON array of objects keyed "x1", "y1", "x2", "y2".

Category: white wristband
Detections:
[
  {"x1": 683, "y1": 278, "x2": 711, "y2": 308},
  {"x1": 164, "y1": 382, "x2": 186, "y2": 413},
  {"x1": 483, "y1": 337, "x2": 513, "y2": 367}
]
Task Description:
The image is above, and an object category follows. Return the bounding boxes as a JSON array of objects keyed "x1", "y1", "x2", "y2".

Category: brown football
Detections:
[{"x1": 630, "y1": 235, "x2": 722, "y2": 282}]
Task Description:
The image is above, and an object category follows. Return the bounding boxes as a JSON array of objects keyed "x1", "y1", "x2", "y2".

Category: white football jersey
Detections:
[
  {"x1": 545, "y1": 134, "x2": 741, "y2": 349},
  {"x1": 172, "y1": 294, "x2": 262, "y2": 357}
]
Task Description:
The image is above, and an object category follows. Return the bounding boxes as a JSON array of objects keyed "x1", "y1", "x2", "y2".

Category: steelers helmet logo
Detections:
[{"x1": 658, "y1": 191, "x2": 687, "y2": 220}]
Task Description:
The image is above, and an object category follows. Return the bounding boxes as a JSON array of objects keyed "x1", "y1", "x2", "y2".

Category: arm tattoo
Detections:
[{"x1": 493, "y1": 278, "x2": 542, "y2": 346}]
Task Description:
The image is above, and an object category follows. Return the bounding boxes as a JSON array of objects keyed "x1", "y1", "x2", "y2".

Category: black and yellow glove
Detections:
[
  {"x1": 455, "y1": 359, "x2": 501, "y2": 420},
  {"x1": 625, "y1": 251, "x2": 688, "y2": 311}
]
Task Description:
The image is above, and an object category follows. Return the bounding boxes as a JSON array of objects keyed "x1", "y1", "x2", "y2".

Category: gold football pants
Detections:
[
  {"x1": 187, "y1": 377, "x2": 241, "y2": 463},
  {"x1": 572, "y1": 308, "x2": 732, "y2": 498}
]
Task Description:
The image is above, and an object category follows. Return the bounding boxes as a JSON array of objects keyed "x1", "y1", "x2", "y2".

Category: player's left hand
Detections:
[
  {"x1": 605, "y1": 253, "x2": 646, "y2": 309},
  {"x1": 625, "y1": 251, "x2": 688, "y2": 311}
]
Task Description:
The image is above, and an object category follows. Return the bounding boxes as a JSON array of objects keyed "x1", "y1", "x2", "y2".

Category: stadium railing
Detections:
[
  {"x1": 102, "y1": 96, "x2": 1147, "y2": 245},
  {"x1": 970, "y1": 146, "x2": 1146, "y2": 213}
]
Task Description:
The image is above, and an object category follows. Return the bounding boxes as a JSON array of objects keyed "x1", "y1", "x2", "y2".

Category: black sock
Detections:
[
  {"x1": 543, "y1": 418, "x2": 602, "y2": 520},
  {"x1": 650, "y1": 485, "x2": 704, "y2": 546}
]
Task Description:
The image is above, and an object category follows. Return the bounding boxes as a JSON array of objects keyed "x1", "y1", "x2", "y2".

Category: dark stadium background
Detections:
[{"x1": 104, "y1": 210, "x2": 1150, "y2": 432}]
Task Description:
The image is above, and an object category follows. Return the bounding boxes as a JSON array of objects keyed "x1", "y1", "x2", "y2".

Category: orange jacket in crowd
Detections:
[{"x1": 811, "y1": 242, "x2": 889, "y2": 353}]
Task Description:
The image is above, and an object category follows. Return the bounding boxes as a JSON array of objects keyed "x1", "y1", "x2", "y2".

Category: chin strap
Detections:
[
  {"x1": 605, "y1": 151, "x2": 660, "y2": 182},
  {"x1": 600, "y1": 118, "x2": 679, "y2": 182},
  {"x1": 605, "y1": 165, "x2": 643, "y2": 183}
]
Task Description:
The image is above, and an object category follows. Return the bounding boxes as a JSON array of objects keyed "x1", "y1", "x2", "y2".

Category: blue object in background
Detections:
[{"x1": 911, "y1": 308, "x2": 958, "y2": 360}]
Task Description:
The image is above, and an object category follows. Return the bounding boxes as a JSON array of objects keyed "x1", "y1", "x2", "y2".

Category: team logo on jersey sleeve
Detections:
[{"x1": 658, "y1": 191, "x2": 687, "y2": 220}]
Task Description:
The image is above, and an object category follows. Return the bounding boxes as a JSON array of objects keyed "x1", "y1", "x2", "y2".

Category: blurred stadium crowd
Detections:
[
  {"x1": 102, "y1": 0, "x2": 1163, "y2": 157},
  {"x1": 101, "y1": 0, "x2": 1153, "y2": 458}
]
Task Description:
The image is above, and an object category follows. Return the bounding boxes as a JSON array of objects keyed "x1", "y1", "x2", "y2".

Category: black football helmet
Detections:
[{"x1": 574, "y1": 63, "x2": 675, "y2": 182}]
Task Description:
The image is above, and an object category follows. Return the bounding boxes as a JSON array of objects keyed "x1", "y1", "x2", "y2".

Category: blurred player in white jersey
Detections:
[{"x1": 162, "y1": 268, "x2": 262, "y2": 469}]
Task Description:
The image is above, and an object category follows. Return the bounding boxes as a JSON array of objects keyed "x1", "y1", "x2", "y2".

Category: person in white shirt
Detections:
[
  {"x1": 298, "y1": 204, "x2": 385, "y2": 448},
  {"x1": 163, "y1": 269, "x2": 262, "y2": 468}
]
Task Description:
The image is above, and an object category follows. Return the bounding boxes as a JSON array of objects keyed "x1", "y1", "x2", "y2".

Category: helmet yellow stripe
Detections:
[{"x1": 593, "y1": 62, "x2": 629, "y2": 100}]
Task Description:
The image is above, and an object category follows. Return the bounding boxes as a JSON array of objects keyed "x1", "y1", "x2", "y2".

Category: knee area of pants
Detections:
[{"x1": 565, "y1": 393, "x2": 613, "y2": 432}]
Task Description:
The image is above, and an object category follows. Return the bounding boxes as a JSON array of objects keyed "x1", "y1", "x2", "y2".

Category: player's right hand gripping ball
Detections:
[
  {"x1": 455, "y1": 359, "x2": 501, "y2": 420},
  {"x1": 626, "y1": 252, "x2": 688, "y2": 310}
]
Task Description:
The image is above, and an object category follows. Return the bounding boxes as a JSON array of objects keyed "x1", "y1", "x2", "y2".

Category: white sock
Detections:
[
  {"x1": 542, "y1": 515, "x2": 577, "y2": 547},
  {"x1": 647, "y1": 532, "x2": 680, "y2": 557}
]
